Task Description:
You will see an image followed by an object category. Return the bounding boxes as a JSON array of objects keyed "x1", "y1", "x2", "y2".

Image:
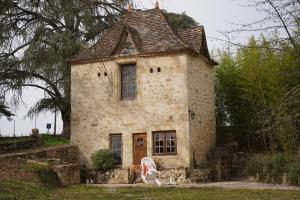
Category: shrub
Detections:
[
  {"x1": 90, "y1": 149, "x2": 114, "y2": 172},
  {"x1": 246, "y1": 154, "x2": 267, "y2": 179},
  {"x1": 288, "y1": 163, "x2": 300, "y2": 185},
  {"x1": 246, "y1": 154, "x2": 288, "y2": 183},
  {"x1": 26, "y1": 163, "x2": 60, "y2": 185},
  {"x1": 266, "y1": 154, "x2": 287, "y2": 183}
]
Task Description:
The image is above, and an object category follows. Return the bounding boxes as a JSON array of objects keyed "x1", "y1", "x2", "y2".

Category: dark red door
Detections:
[{"x1": 133, "y1": 133, "x2": 147, "y2": 165}]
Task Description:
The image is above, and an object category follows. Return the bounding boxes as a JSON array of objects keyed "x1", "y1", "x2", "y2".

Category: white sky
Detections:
[{"x1": 0, "y1": 0, "x2": 262, "y2": 136}]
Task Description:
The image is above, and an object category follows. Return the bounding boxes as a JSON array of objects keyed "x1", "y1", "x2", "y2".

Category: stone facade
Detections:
[
  {"x1": 70, "y1": 8, "x2": 217, "y2": 184},
  {"x1": 187, "y1": 54, "x2": 216, "y2": 168},
  {"x1": 71, "y1": 52, "x2": 215, "y2": 171}
]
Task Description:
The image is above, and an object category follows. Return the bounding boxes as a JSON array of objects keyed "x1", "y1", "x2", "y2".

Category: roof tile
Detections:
[{"x1": 68, "y1": 9, "x2": 214, "y2": 64}]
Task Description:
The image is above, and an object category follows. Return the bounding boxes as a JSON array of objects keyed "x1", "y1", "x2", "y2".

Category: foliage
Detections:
[
  {"x1": 90, "y1": 149, "x2": 114, "y2": 172},
  {"x1": 0, "y1": 97, "x2": 13, "y2": 118},
  {"x1": 0, "y1": 0, "x2": 129, "y2": 138},
  {"x1": 25, "y1": 162, "x2": 60, "y2": 185},
  {"x1": 246, "y1": 153, "x2": 300, "y2": 185},
  {"x1": 288, "y1": 163, "x2": 300, "y2": 185},
  {"x1": 1, "y1": 179, "x2": 300, "y2": 200},
  {"x1": 163, "y1": 11, "x2": 198, "y2": 29},
  {"x1": 215, "y1": 36, "x2": 300, "y2": 153}
]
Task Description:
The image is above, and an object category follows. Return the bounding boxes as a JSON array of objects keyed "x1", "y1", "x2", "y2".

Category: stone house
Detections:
[{"x1": 68, "y1": 6, "x2": 217, "y2": 175}]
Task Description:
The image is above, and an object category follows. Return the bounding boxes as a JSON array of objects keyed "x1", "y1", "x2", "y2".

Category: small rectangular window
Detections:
[
  {"x1": 153, "y1": 131, "x2": 176, "y2": 156},
  {"x1": 121, "y1": 64, "x2": 136, "y2": 99},
  {"x1": 110, "y1": 134, "x2": 122, "y2": 165}
]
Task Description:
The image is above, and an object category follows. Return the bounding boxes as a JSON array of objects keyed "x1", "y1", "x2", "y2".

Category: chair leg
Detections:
[
  {"x1": 141, "y1": 176, "x2": 148, "y2": 184},
  {"x1": 155, "y1": 178, "x2": 161, "y2": 186}
]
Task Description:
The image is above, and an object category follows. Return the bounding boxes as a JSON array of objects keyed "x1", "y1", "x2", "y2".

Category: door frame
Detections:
[{"x1": 132, "y1": 133, "x2": 147, "y2": 165}]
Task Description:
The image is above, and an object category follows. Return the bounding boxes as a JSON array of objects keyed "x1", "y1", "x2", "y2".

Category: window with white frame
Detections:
[{"x1": 153, "y1": 131, "x2": 176, "y2": 156}]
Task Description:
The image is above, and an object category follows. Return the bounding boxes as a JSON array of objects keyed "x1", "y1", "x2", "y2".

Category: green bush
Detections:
[
  {"x1": 246, "y1": 154, "x2": 268, "y2": 179},
  {"x1": 288, "y1": 163, "x2": 300, "y2": 185},
  {"x1": 26, "y1": 163, "x2": 60, "y2": 185},
  {"x1": 266, "y1": 154, "x2": 287, "y2": 183},
  {"x1": 246, "y1": 154, "x2": 285, "y2": 183},
  {"x1": 245, "y1": 153, "x2": 300, "y2": 185},
  {"x1": 90, "y1": 149, "x2": 114, "y2": 172}
]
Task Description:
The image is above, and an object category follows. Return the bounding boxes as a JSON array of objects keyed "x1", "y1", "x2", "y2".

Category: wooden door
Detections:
[{"x1": 133, "y1": 133, "x2": 147, "y2": 165}]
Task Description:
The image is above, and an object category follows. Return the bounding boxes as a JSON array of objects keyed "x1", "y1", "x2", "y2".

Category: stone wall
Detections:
[
  {"x1": 158, "y1": 168, "x2": 190, "y2": 184},
  {"x1": 90, "y1": 167, "x2": 189, "y2": 184},
  {"x1": 187, "y1": 54, "x2": 216, "y2": 168},
  {"x1": 95, "y1": 168, "x2": 129, "y2": 184},
  {"x1": 0, "y1": 145, "x2": 79, "y2": 185}
]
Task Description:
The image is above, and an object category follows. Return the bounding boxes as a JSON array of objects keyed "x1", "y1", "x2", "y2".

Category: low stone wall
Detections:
[
  {"x1": 88, "y1": 167, "x2": 190, "y2": 184},
  {"x1": 158, "y1": 168, "x2": 190, "y2": 184},
  {"x1": 94, "y1": 168, "x2": 129, "y2": 184},
  {"x1": 0, "y1": 145, "x2": 79, "y2": 185}
]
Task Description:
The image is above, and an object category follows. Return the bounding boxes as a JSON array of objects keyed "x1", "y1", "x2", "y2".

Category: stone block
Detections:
[{"x1": 52, "y1": 164, "x2": 80, "y2": 185}]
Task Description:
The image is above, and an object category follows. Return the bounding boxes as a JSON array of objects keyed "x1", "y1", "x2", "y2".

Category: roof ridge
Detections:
[
  {"x1": 157, "y1": 9, "x2": 190, "y2": 50},
  {"x1": 177, "y1": 25, "x2": 204, "y2": 31},
  {"x1": 125, "y1": 24, "x2": 142, "y2": 52}
]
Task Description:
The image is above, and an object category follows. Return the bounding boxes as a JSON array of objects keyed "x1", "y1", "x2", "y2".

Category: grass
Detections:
[
  {"x1": 40, "y1": 134, "x2": 69, "y2": 147},
  {"x1": 0, "y1": 136, "x2": 31, "y2": 144},
  {"x1": 0, "y1": 134, "x2": 69, "y2": 147},
  {"x1": 0, "y1": 180, "x2": 300, "y2": 200}
]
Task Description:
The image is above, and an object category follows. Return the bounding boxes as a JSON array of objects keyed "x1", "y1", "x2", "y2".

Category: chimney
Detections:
[
  {"x1": 155, "y1": 1, "x2": 159, "y2": 9},
  {"x1": 128, "y1": 3, "x2": 132, "y2": 13}
]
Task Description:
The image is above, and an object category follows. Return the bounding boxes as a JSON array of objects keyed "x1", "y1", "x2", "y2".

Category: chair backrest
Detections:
[{"x1": 141, "y1": 157, "x2": 157, "y2": 172}]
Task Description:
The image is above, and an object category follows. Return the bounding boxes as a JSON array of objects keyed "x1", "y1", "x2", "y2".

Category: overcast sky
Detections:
[{"x1": 0, "y1": 0, "x2": 262, "y2": 136}]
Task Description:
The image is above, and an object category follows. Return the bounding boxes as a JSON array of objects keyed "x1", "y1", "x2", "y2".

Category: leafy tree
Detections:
[
  {"x1": 0, "y1": 0, "x2": 129, "y2": 138},
  {"x1": 163, "y1": 11, "x2": 198, "y2": 29},
  {"x1": 216, "y1": 36, "x2": 299, "y2": 153},
  {"x1": 0, "y1": 102, "x2": 13, "y2": 118}
]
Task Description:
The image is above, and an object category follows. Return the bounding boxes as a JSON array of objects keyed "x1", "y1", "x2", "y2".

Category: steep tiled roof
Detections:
[{"x1": 68, "y1": 8, "x2": 216, "y2": 65}]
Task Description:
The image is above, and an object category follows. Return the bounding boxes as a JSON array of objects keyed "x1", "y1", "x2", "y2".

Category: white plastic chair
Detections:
[{"x1": 140, "y1": 157, "x2": 161, "y2": 186}]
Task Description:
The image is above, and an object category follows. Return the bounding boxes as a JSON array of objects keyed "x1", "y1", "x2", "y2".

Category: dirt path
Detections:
[{"x1": 92, "y1": 181, "x2": 300, "y2": 190}]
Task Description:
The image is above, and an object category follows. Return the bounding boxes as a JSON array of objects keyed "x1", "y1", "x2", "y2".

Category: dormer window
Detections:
[
  {"x1": 120, "y1": 41, "x2": 135, "y2": 55},
  {"x1": 121, "y1": 64, "x2": 136, "y2": 99}
]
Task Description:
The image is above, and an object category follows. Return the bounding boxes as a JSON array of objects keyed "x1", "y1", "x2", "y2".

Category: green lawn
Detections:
[
  {"x1": 0, "y1": 136, "x2": 32, "y2": 144},
  {"x1": 0, "y1": 180, "x2": 300, "y2": 200},
  {"x1": 40, "y1": 134, "x2": 69, "y2": 147},
  {"x1": 0, "y1": 134, "x2": 69, "y2": 147}
]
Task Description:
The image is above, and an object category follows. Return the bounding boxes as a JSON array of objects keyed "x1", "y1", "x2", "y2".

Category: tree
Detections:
[
  {"x1": 0, "y1": 101, "x2": 13, "y2": 118},
  {"x1": 163, "y1": 11, "x2": 198, "y2": 29},
  {"x1": 215, "y1": 36, "x2": 299, "y2": 152},
  {"x1": 215, "y1": 0, "x2": 300, "y2": 153},
  {"x1": 222, "y1": 0, "x2": 299, "y2": 53},
  {"x1": 0, "y1": 0, "x2": 129, "y2": 138}
]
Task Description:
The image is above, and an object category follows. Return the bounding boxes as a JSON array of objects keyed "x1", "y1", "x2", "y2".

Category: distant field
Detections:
[{"x1": 1, "y1": 180, "x2": 300, "y2": 200}]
